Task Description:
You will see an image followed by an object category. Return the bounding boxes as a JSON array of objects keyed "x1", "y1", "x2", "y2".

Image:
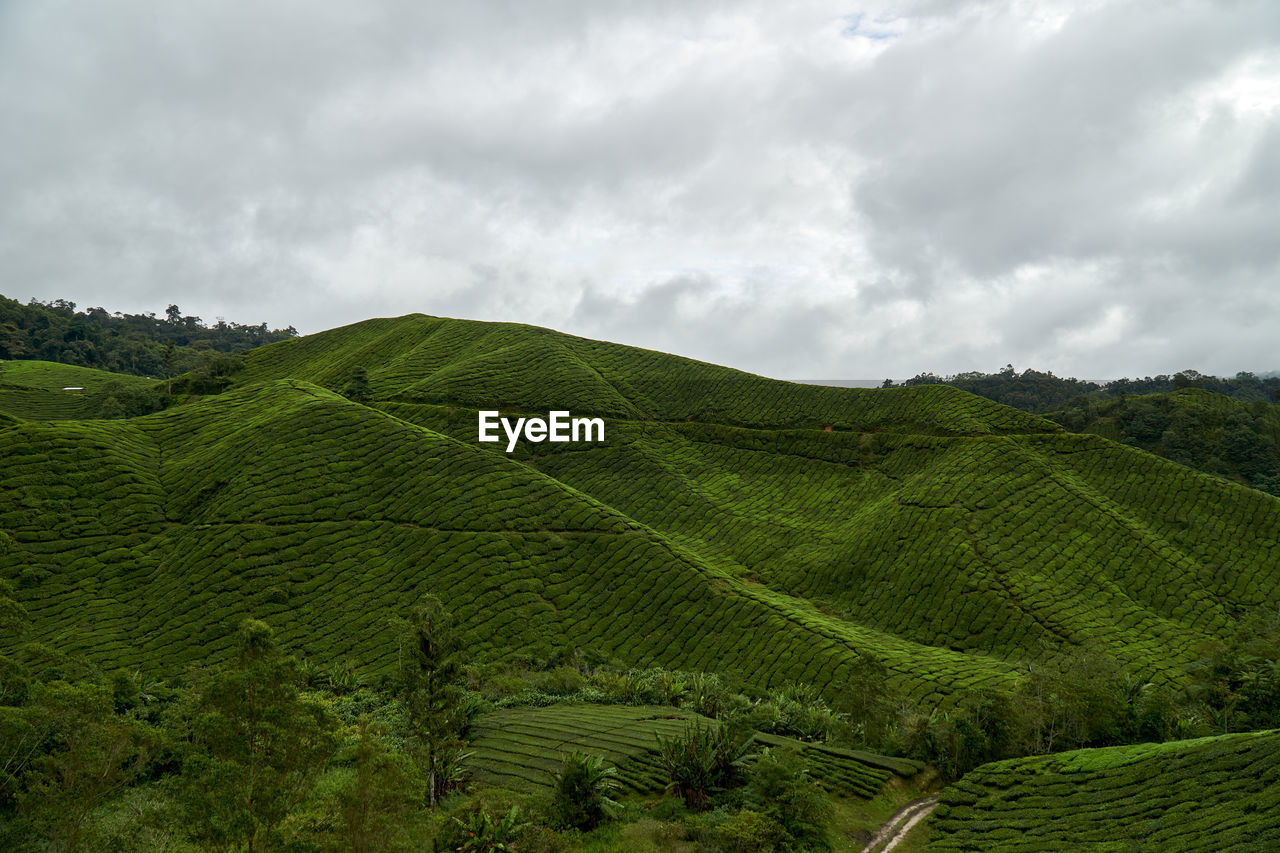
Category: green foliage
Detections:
[
  {"x1": 4, "y1": 318, "x2": 1280, "y2": 714},
  {"x1": 0, "y1": 293, "x2": 296, "y2": 378},
  {"x1": 716, "y1": 808, "x2": 785, "y2": 853},
  {"x1": 469, "y1": 705, "x2": 702, "y2": 796},
  {"x1": 238, "y1": 314, "x2": 1057, "y2": 435},
  {"x1": 655, "y1": 720, "x2": 746, "y2": 810},
  {"x1": 895, "y1": 366, "x2": 1280, "y2": 413},
  {"x1": 174, "y1": 351, "x2": 245, "y2": 396},
  {"x1": 929, "y1": 730, "x2": 1280, "y2": 851},
  {"x1": 743, "y1": 747, "x2": 832, "y2": 852},
  {"x1": 0, "y1": 360, "x2": 160, "y2": 421},
  {"x1": 1053, "y1": 389, "x2": 1280, "y2": 494},
  {"x1": 341, "y1": 366, "x2": 372, "y2": 404},
  {"x1": 548, "y1": 751, "x2": 619, "y2": 831},
  {"x1": 450, "y1": 804, "x2": 528, "y2": 852},
  {"x1": 174, "y1": 618, "x2": 340, "y2": 851},
  {"x1": 1010, "y1": 649, "x2": 1129, "y2": 754},
  {"x1": 831, "y1": 652, "x2": 896, "y2": 746},
  {"x1": 333, "y1": 716, "x2": 419, "y2": 853},
  {"x1": 11, "y1": 680, "x2": 155, "y2": 852},
  {"x1": 395, "y1": 594, "x2": 468, "y2": 808},
  {"x1": 1183, "y1": 607, "x2": 1280, "y2": 734},
  {"x1": 898, "y1": 690, "x2": 1014, "y2": 781}
]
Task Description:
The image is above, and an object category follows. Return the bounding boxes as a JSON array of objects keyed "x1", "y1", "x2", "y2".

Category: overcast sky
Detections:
[{"x1": 2, "y1": 1, "x2": 1278, "y2": 379}]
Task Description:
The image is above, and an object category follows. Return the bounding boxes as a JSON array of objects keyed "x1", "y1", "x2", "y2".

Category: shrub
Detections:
[
  {"x1": 548, "y1": 752, "x2": 618, "y2": 831},
  {"x1": 451, "y1": 804, "x2": 528, "y2": 852},
  {"x1": 744, "y1": 747, "x2": 831, "y2": 852},
  {"x1": 656, "y1": 720, "x2": 747, "y2": 810},
  {"x1": 718, "y1": 808, "x2": 785, "y2": 853}
]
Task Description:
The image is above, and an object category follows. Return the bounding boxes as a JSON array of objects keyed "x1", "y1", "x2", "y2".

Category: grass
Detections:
[{"x1": 926, "y1": 729, "x2": 1280, "y2": 851}]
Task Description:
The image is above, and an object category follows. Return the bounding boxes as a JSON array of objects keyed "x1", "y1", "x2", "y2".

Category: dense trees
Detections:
[
  {"x1": 175, "y1": 619, "x2": 339, "y2": 851},
  {"x1": 0, "y1": 294, "x2": 295, "y2": 378},
  {"x1": 887, "y1": 365, "x2": 1280, "y2": 495},
  {"x1": 1059, "y1": 392, "x2": 1280, "y2": 495},
  {"x1": 893, "y1": 366, "x2": 1280, "y2": 413}
]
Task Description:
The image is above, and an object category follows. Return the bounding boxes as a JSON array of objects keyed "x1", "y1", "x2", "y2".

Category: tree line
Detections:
[
  {"x1": 0, "y1": 294, "x2": 296, "y2": 379},
  {"x1": 886, "y1": 365, "x2": 1280, "y2": 413}
]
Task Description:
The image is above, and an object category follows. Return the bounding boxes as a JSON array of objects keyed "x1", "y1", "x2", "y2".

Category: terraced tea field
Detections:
[
  {"x1": 2, "y1": 315, "x2": 1280, "y2": 710},
  {"x1": 0, "y1": 359, "x2": 152, "y2": 420},
  {"x1": 927, "y1": 730, "x2": 1280, "y2": 851},
  {"x1": 468, "y1": 705, "x2": 920, "y2": 799},
  {"x1": 0, "y1": 381, "x2": 1023, "y2": 700},
  {"x1": 469, "y1": 705, "x2": 702, "y2": 794},
  {"x1": 381, "y1": 398, "x2": 1280, "y2": 687},
  {"x1": 750, "y1": 732, "x2": 922, "y2": 798}
]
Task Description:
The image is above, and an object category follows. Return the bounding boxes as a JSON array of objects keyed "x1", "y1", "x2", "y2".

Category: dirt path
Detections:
[{"x1": 862, "y1": 795, "x2": 939, "y2": 853}]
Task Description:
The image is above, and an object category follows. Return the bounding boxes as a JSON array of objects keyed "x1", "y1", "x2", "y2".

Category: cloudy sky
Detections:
[{"x1": 2, "y1": 1, "x2": 1278, "y2": 379}]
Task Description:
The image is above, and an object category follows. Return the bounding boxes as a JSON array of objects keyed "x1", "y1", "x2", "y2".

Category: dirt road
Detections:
[{"x1": 862, "y1": 795, "x2": 939, "y2": 853}]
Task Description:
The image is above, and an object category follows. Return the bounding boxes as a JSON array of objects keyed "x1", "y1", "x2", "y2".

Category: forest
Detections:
[{"x1": 0, "y1": 295, "x2": 296, "y2": 379}]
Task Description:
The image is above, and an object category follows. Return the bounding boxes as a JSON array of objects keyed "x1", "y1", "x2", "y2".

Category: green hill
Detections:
[
  {"x1": 0, "y1": 359, "x2": 155, "y2": 420},
  {"x1": 927, "y1": 729, "x2": 1280, "y2": 851},
  {"x1": 0, "y1": 380, "x2": 1025, "y2": 700},
  {"x1": 2, "y1": 315, "x2": 1280, "y2": 710}
]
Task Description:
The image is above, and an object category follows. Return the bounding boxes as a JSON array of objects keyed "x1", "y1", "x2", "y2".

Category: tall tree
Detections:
[
  {"x1": 16, "y1": 681, "x2": 155, "y2": 853},
  {"x1": 395, "y1": 595, "x2": 467, "y2": 809},
  {"x1": 335, "y1": 716, "x2": 417, "y2": 853},
  {"x1": 177, "y1": 619, "x2": 339, "y2": 852}
]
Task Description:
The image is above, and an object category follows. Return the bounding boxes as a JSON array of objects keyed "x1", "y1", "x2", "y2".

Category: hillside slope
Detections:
[
  {"x1": 3, "y1": 315, "x2": 1280, "y2": 708},
  {"x1": 0, "y1": 359, "x2": 154, "y2": 420},
  {"x1": 385, "y1": 401, "x2": 1280, "y2": 684},
  {"x1": 927, "y1": 730, "x2": 1280, "y2": 851},
  {"x1": 0, "y1": 381, "x2": 1019, "y2": 700}
]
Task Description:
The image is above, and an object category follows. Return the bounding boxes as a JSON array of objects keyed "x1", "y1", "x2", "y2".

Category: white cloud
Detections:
[{"x1": 0, "y1": 0, "x2": 1277, "y2": 378}]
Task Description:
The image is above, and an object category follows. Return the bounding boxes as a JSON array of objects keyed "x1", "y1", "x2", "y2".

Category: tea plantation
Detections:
[
  {"x1": 0, "y1": 380, "x2": 1027, "y2": 701},
  {"x1": 926, "y1": 729, "x2": 1280, "y2": 851},
  {"x1": 3, "y1": 316, "x2": 1280, "y2": 706},
  {"x1": 0, "y1": 359, "x2": 154, "y2": 420},
  {"x1": 4, "y1": 314, "x2": 1280, "y2": 849},
  {"x1": 469, "y1": 705, "x2": 705, "y2": 794},
  {"x1": 468, "y1": 705, "x2": 920, "y2": 799}
]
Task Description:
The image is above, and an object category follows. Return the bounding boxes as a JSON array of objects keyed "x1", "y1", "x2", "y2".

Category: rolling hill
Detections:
[
  {"x1": 0, "y1": 359, "x2": 155, "y2": 420},
  {"x1": 3, "y1": 314, "x2": 1280, "y2": 710},
  {"x1": 927, "y1": 729, "x2": 1280, "y2": 851}
]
